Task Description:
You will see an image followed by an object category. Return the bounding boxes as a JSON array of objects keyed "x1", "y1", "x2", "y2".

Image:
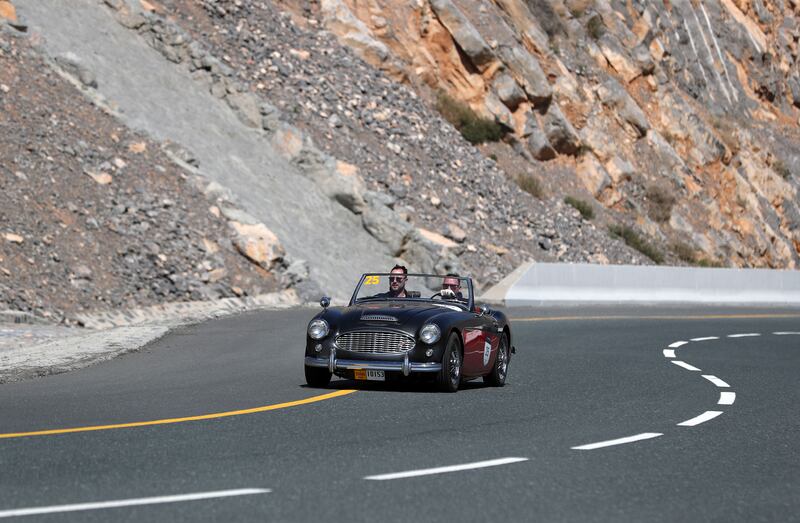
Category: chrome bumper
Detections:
[{"x1": 305, "y1": 351, "x2": 441, "y2": 376}]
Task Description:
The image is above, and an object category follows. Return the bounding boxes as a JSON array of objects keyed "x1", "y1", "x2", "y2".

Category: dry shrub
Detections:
[
  {"x1": 646, "y1": 181, "x2": 676, "y2": 223},
  {"x1": 435, "y1": 91, "x2": 503, "y2": 145},
  {"x1": 609, "y1": 224, "x2": 664, "y2": 264},
  {"x1": 564, "y1": 196, "x2": 594, "y2": 220},
  {"x1": 518, "y1": 174, "x2": 544, "y2": 199}
]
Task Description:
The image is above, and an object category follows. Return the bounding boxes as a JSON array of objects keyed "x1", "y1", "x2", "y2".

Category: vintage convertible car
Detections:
[{"x1": 304, "y1": 273, "x2": 514, "y2": 392}]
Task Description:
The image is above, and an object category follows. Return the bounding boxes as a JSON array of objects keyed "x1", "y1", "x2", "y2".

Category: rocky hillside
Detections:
[
  {"x1": 0, "y1": 9, "x2": 291, "y2": 322},
  {"x1": 96, "y1": 0, "x2": 656, "y2": 290},
  {"x1": 303, "y1": 0, "x2": 800, "y2": 269},
  {"x1": 5, "y1": 0, "x2": 798, "y2": 322}
]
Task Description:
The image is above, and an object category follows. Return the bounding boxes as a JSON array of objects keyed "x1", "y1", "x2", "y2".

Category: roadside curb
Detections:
[
  {"x1": 72, "y1": 290, "x2": 299, "y2": 329},
  {"x1": 0, "y1": 290, "x2": 299, "y2": 384}
]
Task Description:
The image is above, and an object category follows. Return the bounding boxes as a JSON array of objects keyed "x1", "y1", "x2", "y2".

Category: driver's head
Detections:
[
  {"x1": 442, "y1": 273, "x2": 461, "y2": 294},
  {"x1": 389, "y1": 264, "x2": 407, "y2": 295}
]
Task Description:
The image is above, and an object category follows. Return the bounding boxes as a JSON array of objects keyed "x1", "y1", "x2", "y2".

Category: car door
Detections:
[{"x1": 460, "y1": 312, "x2": 499, "y2": 377}]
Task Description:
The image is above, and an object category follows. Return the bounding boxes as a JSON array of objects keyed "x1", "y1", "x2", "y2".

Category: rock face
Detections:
[{"x1": 288, "y1": 0, "x2": 800, "y2": 270}]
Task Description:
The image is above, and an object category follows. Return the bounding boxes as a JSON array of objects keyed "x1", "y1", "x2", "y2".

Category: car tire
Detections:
[
  {"x1": 436, "y1": 332, "x2": 462, "y2": 392},
  {"x1": 305, "y1": 365, "x2": 332, "y2": 388},
  {"x1": 483, "y1": 333, "x2": 509, "y2": 387}
]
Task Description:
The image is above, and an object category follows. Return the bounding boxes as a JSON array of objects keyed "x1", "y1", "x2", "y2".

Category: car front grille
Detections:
[{"x1": 335, "y1": 331, "x2": 415, "y2": 354}]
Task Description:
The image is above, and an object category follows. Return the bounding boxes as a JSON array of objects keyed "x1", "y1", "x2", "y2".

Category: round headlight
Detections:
[
  {"x1": 420, "y1": 323, "x2": 441, "y2": 344},
  {"x1": 308, "y1": 319, "x2": 329, "y2": 340}
]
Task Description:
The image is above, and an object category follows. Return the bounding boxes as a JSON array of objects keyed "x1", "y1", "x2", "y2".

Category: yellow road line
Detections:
[
  {"x1": 514, "y1": 313, "x2": 800, "y2": 322},
  {"x1": 0, "y1": 389, "x2": 357, "y2": 440}
]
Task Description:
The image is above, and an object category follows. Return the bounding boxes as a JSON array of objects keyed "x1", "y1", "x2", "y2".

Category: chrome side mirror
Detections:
[
  {"x1": 478, "y1": 304, "x2": 489, "y2": 315},
  {"x1": 320, "y1": 296, "x2": 330, "y2": 309}
]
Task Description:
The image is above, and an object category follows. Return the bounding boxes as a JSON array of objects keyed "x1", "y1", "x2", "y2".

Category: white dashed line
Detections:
[
  {"x1": 0, "y1": 489, "x2": 271, "y2": 519},
  {"x1": 364, "y1": 457, "x2": 528, "y2": 481},
  {"x1": 718, "y1": 391, "x2": 736, "y2": 405},
  {"x1": 677, "y1": 410, "x2": 723, "y2": 426},
  {"x1": 690, "y1": 336, "x2": 719, "y2": 342},
  {"x1": 702, "y1": 375, "x2": 730, "y2": 388},
  {"x1": 663, "y1": 349, "x2": 676, "y2": 358},
  {"x1": 571, "y1": 433, "x2": 663, "y2": 450},
  {"x1": 727, "y1": 333, "x2": 760, "y2": 338},
  {"x1": 668, "y1": 341, "x2": 689, "y2": 348},
  {"x1": 671, "y1": 360, "x2": 701, "y2": 371},
  {"x1": 773, "y1": 331, "x2": 800, "y2": 336}
]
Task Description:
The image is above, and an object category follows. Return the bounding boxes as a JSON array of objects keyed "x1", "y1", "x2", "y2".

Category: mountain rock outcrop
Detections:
[{"x1": 294, "y1": 0, "x2": 800, "y2": 270}]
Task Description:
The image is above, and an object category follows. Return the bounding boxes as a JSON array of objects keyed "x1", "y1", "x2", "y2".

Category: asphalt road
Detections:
[{"x1": 1, "y1": 306, "x2": 799, "y2": 522}]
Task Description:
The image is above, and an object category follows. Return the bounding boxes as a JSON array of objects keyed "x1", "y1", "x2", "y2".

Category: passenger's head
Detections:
[{"x1": 389, "y1": 264, "x2": 407, "y2": 295}]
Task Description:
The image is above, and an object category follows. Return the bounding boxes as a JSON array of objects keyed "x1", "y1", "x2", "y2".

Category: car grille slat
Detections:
[
  {"x1": 335, "y1": 331, "x2": 415, "y2": 354},
  {"x1": 360, "y1": 314, "x2": 398, "y2": 322}
]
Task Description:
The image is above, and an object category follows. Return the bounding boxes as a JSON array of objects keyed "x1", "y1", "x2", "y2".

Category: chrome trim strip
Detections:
[{"x1": 305, "y1": 357, "x2": 441, "y2": 373}]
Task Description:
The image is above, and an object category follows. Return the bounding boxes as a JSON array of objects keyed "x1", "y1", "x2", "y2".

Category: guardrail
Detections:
[{"x1": 480, "y1": 262, "x2": 800, "y2": 306}]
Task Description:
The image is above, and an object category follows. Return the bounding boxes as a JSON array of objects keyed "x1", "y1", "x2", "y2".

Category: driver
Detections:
[
  {"x1": 376, "y1": 264, "x2": 408, "y2": 298},
  {"x1": 440, "y1": 273, "x2": 465, "y2": 301}
]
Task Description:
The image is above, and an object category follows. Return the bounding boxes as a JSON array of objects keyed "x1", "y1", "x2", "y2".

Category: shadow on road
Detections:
[{"x1": 300, "y1": 379, "x2": 491, "y2": 394}]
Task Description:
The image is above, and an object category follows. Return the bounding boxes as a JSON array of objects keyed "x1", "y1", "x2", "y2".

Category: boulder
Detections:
[
  {"x1": 320, "y1": 0, "x2": 390, "y2": 64},
  {"x1": 598, "y1": 34, "x2": 640, "y2": 83},
  {"x1": 605, "y1": 155, "x2": 636, "y2": 184},
  {"x1": 579, "y1": 119, "x2": 615, "y2": 162},
  {"x1": 3, "y1": 232, "x2": 23, "y2": 244},
  {"x1": 55, "y1": 52, "x2": 98, "y2": 88},
  {"x1": 271, "y1": 123, "x2": 304, "y2": 161},
  {"x1": 492, "y1": 72, "x2": 527, "y2": 110},
  {"x1": 596, "y1": 78, "x2": 650, "y2": 137},
  {"x1": 484, "y1": 91, "x2": 515, "y2": 132},
  {"x1": 261, "y1": 102, "x2": 281, "y2": 132},
  {"x1": 542, "y1": 104, "x2": 581, "y2": 156},
  {"x1": 292, "y1": 139, "x2": 367, "y2": 214},
  {"x1": 492, "y1": 0, "x2": 550, "y2": 53},
  {"x1": 497, "y1": 45, "x2": 552, "y2": 107},
  {"x1": 430, "y1": 0, "x2": 494, "y2": 68},
  {"x1": 226, "y1": 92, "x2": 261, "y2": 128},
  {"x1": 446, "y1": 223, "x2": 467, "y2": 243},
  {"x1": 0, "y1": 1, "x2": 16, "y2": 22},
  {"x1": 230, "y1": 221, "x2": 285, "y2": 270},
  {"x1": 576, "y1": 154, "x2": 612, "y2": 196},
  {"x1": 361, "y1": 197, "x2": 413, "y2": 255},
  {"x1": 632, "y1": 43, "x2": 655, "y2": 76},
  {"x1": 527, "y1": 119, "x2": 557, "y2": 161},
  {"x1": 399, "y1": 229, "x2": 461, "y2": 275}
]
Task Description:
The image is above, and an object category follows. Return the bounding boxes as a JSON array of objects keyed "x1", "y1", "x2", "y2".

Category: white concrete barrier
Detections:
[{"x1": 481, "y1": 262, "x2": 800, "y2": 306}]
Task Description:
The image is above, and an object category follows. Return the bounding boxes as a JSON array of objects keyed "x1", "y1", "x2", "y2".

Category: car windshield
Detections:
[{"x1": 353, "y1": 273, "x2": 472, "y2": 308}]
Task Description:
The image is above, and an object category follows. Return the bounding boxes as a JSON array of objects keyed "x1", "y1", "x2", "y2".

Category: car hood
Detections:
[{"x1": 333, "y1": 301, "x2": 462, "y2": 329}]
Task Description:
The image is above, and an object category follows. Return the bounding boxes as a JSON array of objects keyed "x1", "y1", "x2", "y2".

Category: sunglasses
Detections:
[
  {"x1": 442, "y1": 283, "x2": 459, "y2": 289},
  {"x1": 389, "y1": 276, "x2": 406, "y2": 282}
]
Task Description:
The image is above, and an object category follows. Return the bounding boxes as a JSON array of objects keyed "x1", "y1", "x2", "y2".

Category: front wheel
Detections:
[
  {"x1": 305, "y1": 365, "x2": 332, "y2": 388},
  {"x1": 437, "y1": 333, "x2": 462, "y2": 392},
  {"x1": 483, "y1": 334, "x2": 509, "y2": 387}
]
